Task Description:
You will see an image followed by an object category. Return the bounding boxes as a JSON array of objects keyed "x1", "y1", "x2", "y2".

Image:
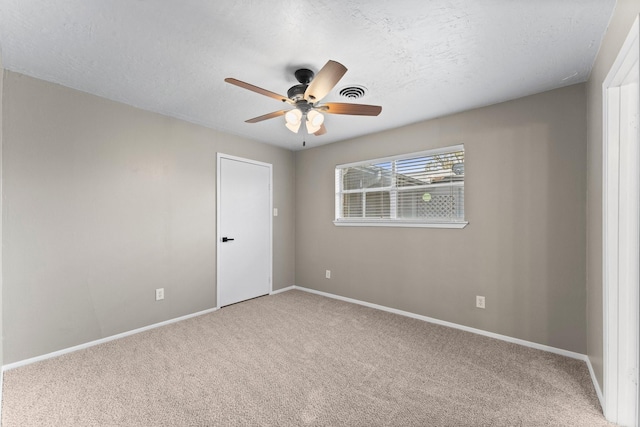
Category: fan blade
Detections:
[
  {"x1": 304, "y1": 60, "x2": 347, "y2": 103},
  {"x1": 225, "y1": 78, "x2": 293, "y2": 104},
  {"x1": 245, "y1": 110, "x2": 288, "y2": 123},
  {"x1": 314, "y1": 124, "x2": 327, "y2": 136},
  {"x1": 321, "y1": 103, "x2": 382, "y2": 116}
]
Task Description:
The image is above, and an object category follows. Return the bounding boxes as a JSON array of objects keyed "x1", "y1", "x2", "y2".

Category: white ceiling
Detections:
[{"x1": 0, "y1": 0, "x2": 615, "y2": 150}]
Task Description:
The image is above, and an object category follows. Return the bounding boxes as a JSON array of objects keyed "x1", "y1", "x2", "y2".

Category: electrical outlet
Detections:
[
  {"x1": 156, "y1": 288, "x2": 165, "y2": 301},
  {"x1": 325, "y1": 270, "x2": 331, "y2": 279},
  {"x1": 273, "y1": 208, "x2": 278, "y2": 217},
  {"x1": 476, "y1": 295, "x2": 485, "y2": 309}
]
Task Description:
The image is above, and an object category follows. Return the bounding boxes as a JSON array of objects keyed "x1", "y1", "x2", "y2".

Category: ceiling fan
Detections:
[{"x1": 225, "y1": 60, "x2": 382, "y2": 142}]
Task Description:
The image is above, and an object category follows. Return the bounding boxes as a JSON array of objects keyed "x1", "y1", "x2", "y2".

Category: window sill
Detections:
[{"x1": 333, "y1": 220, "x2": 468, "y2": 229}]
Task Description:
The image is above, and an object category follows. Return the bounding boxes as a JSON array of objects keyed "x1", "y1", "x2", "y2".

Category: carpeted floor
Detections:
[{"x1": 2, "y1": 290, "x2": 612, "y2": 426}]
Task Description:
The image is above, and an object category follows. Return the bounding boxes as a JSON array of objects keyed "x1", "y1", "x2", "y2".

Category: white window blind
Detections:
[{"x1": 334, "y1": 145, "x2": 466, "y2": 228}]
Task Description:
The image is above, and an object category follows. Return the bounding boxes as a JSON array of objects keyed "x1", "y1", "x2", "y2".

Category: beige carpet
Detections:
[{"x1": 2, "y1": 290, "x2": 611, "y2": 426}]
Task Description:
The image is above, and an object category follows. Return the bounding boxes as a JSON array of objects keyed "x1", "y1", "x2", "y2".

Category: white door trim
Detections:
[
  {"x1": 603, "y1": 15, "x2": 640, "y2": 426},
  {"x1": 216, "y1": 153, "x2": 273, "y2": 308}
]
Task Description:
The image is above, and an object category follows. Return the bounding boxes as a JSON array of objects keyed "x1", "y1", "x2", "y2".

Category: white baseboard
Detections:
[
  {"x1": 293, "y1": 286, "x2": 610, "y2": 410},
  {"x1": 4, "y1": 285, "x2": 603, "y2": 413},
  {"x1": 585, "y1": 356, "x2": 604, "y2": 409},
  {"x1": 293, "y1": 286, "x2": 588, "y2": 361},
  {"x1": 3, "y1": 307, "x2": 218, "y2": 372},
  {"x1": 270, "y1": 285, "x2": 295, "y2": 295}
]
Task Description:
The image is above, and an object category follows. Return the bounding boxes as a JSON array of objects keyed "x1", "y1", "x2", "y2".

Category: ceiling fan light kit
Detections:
[
  {"x1": 285, "y1": 121, "x2": 301, "y2": 133},
  {"x1": 307, "y1": 109, "x2": 324, "y2": 131},
  {"x1": 285, "y1": 109, "x2": 302, "y2": 126},
  {"x1": 225, "y1": 60, "x2": 382, "y2": 145}
]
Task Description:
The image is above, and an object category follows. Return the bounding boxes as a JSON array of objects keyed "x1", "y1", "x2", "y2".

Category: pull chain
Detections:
[{"x1": 301, "y1": 115, "x2": 308, "y2": 147}]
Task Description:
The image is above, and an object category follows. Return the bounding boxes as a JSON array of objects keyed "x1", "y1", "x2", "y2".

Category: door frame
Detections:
[
  {"x1": 216, "y1": 153, "x2": 273, "y2": 308},
  {"x1": 602, "y1": 15, "x2": 640, "y2": 426}
]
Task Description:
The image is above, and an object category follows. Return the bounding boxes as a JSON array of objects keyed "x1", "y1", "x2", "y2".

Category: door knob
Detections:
[{"x1": 222, "y1": 237, "x2": 235, "y2": 242}]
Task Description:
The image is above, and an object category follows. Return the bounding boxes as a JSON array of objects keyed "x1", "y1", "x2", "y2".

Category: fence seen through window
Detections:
[{"x1": 335, "y1": 145, "x2": 465, "y2": 227}]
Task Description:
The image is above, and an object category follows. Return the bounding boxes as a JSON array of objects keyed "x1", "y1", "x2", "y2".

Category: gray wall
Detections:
[
  {"x1": 0, "y1": 44, "x2": 602, "y2": 366},
  {"x1": 2, "y1": 72, "x2": 295, "y2": 364},
  {"x1": 295, "y1": 84, "x2": 587, "y2": 353},
  {"x1": 586, "y1": 0, "x2": 640, "y2": 392}
]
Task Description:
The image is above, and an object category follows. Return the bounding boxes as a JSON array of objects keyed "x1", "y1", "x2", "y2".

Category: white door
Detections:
[{"x1": 217, "y1": 154, "x2": 272, "y2": 307}]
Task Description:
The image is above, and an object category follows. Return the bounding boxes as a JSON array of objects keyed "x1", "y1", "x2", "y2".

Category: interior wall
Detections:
[
  {"x1": 295, "y1": 84, "x2": 587, "y2": 353},
  {"x1": 2, "y1": 72, "x2": 295, "y2": 364},
  {"x1": 586, "y1": 0, "x2": 640, "y2": 393}
]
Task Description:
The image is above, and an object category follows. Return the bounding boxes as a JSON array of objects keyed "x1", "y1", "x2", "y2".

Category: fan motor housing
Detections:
[{"x1": 287, "y1": 84, "x2": 308, "y2": 101}]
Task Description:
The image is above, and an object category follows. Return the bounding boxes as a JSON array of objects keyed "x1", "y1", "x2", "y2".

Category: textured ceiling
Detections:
[{"x1": 0, "y1": 0, "x2": 616, "y2": 150}]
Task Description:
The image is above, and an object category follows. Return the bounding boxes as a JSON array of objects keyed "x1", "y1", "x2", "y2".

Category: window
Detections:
[{"x1": 334, "y1": 144, "x2": 467, "y2": 228}]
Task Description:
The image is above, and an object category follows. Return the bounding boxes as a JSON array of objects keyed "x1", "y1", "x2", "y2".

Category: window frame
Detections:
[{"x1": 334, "y1": 144, "x2": 468, "y2": 229}]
